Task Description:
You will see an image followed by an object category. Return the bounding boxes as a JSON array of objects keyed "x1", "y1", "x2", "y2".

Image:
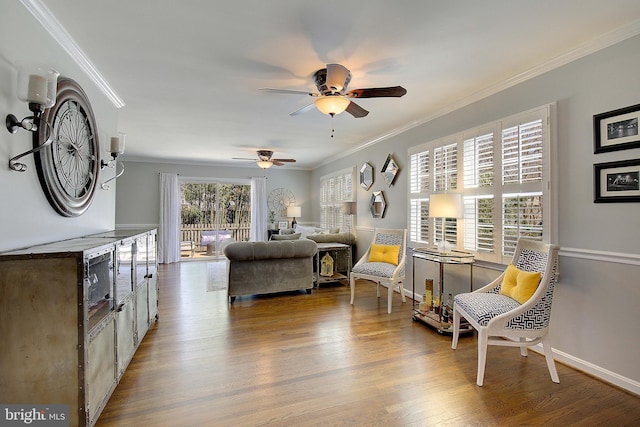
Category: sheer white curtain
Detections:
[
  {"x1": 159, "y1": 173, "x2": 181, "y2": 264},
  {"x1": 250, "y1": 176, "x2": 267, "y2": 241}
]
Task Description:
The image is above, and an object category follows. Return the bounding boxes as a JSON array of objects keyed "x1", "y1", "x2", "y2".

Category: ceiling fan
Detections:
[
  {"x1": 232, "y1": 150, "x2": 296, "y2": 169},
  {"x1": 260, "y1": 63, "x2": 407, "y2": 118}
]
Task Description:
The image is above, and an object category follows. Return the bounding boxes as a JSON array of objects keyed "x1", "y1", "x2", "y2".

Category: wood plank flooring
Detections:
[{"x1": 97, "y1": 261, "x2": 639, "y2": 426}]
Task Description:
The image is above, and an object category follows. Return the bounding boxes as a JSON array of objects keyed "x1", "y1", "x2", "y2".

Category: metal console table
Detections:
[{"x1": 412, "y1": 247, "x2": 474, "y2": 334}]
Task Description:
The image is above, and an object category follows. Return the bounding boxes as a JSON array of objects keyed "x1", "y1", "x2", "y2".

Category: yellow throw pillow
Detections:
[
  {"x1": 499, "y1": 264, "x2": 541, "y2": 304},
  {"x1": 368, "y1": 244, "x2": 401, "y2": 266}
]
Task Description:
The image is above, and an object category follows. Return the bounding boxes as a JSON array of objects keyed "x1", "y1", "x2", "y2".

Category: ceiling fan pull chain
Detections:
[{"x1": 331, "y1": 113, "x2": 335, "y2": 138}]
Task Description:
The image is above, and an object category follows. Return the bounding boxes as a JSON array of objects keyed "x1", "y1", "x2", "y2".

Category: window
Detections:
[
  {"x1": 409, "y1": 104, "x2": 554, "y2": 263},
  {"x1": 320, "y1": 166, "x2": 355, "y2": 230}
]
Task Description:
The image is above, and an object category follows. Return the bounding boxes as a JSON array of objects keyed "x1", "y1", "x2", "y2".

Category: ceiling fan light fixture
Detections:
[
  {"x1": 257, "y1": 160, "x2": 273, "y2": 169},
  {"x1": 314, "y1": 95, "x2": 350, "y2": 116}
]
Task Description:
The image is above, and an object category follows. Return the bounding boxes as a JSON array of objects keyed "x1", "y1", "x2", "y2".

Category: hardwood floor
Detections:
[{"x1": 97, "y1": 262, "x2": 639, "y2": 426}]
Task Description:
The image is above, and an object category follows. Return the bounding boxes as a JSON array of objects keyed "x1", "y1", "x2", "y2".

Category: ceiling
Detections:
[{"x1": 35, "y1": 0, "x2": 640, "y2": 169}]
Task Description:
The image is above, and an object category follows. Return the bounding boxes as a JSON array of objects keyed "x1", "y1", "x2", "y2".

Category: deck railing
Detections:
[{"x1": 181, "y1": 223, "x2": 251, "y2": 251}]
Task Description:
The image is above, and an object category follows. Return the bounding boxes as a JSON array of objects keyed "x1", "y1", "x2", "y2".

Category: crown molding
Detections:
[{"x1": 20, "y1": 0, "x2": 125, "y2": 108}]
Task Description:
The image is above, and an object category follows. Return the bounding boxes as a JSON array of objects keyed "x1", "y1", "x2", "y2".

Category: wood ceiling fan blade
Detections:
[
  {"x1": 272, "y1": 160, "x2": 285, "y2": 166},
  {"x1": 273, "y1": 158, "x2": 296, "y2": 163},
  {"x1": 346, "y1": 101, "x2": 369, "y2": 118},
  {"x1": 232, "y1": 157, "x2": 258, "y2": 161},
  {"x1": 290, "y1": 103, "x2": 316, "y2": 116},
  {"x1": 346, "y1": 86, "x2": 407, "y2": 98},
  {"x1": 326, "y1": 64, "x2": 351, "y2": 93},
  {"x1": 260, "y1": 88, "x2": 318, "y2": 96}
]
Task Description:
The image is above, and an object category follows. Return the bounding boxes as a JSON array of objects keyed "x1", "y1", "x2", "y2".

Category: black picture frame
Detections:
[
  {"x1": 594, "y1": 159, "x2": 640, "y2": 203},
  {"x1": 594, "y1": 103, "x2": 640, "y2": 153}
]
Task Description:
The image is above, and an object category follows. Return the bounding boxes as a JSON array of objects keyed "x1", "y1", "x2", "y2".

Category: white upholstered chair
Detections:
[
  {"x1": 349, "y1": 228, "x2": 407, "y2": 314},
  {"x1": 452, "y1": 238, "x2": 560, "y2": 386}
]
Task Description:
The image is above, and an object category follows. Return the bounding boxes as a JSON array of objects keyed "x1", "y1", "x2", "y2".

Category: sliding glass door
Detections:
[{"x1": 180, "y1": 181, "x2": 251, "y2": 260}]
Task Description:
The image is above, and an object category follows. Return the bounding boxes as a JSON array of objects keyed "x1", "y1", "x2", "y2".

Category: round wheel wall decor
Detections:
[
  {"x1": 268, "y1": 188, "x2": 295, "y2": 217},
  {"x1": 33, "y1": 77, "x2": 100, "y2": 217}
]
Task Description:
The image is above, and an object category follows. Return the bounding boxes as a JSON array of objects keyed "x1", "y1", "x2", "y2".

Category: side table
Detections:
[
  {"x1": 411, "y1": 247, "x2": 474, "y2": 334},
  {"x1": 314, "y1": 242, "x2": 351, "y2": 287}
]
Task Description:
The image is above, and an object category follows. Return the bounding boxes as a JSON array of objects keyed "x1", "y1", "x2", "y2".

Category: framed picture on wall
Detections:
[
  {"x1": 278, "y1": 220, "x2": 289, "y2": 229},
  {"x1": 594, "y1": 103, "x2": 640, "y2": 153},
  {"x1": 594, "y1": 159, "x2": 640, "y2": 203}
]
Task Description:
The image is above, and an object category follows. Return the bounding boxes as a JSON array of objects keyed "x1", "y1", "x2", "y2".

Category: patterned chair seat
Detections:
[
  {"x1": 454, "y1": 293, "x2": 521, "y2": 327},
  {"x1": 351, "y1": 261, "x2": 397, "y2": 278}
]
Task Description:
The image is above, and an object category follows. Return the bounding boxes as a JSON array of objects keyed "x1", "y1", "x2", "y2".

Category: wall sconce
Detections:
[
  {"x1": 5, "y1": 63, "x2": 59, "y2": 172},
  {"x1": 100, "y1": 132, "x2": 125, "y2": 190}
]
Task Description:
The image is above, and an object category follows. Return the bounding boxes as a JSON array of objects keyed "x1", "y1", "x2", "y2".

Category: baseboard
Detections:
[{"x1": 528, "y1": 344, "x2": 640, "y2": 396}]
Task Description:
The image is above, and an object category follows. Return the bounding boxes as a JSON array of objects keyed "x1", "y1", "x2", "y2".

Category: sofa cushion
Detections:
[
  {"x1": 223, "y1": 240, "x2": 317, "y2": 261},
  {"x1": 271, "y1": 233, "x2": 301, "y2": 240},
  {"x1": 306, "y1": 232, "x2": 356, "y2": 246}
]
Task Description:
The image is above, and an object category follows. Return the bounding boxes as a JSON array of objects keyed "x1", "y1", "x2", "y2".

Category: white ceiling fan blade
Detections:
[
  {"x1": 290, "y1": 103, "x2": 316, "y2": 116},
  {"x1": 326, "y1": 64, "x2": 350, "y2": 93}
]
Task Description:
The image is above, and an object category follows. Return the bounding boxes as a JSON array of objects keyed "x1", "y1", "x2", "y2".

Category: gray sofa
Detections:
[{"x1": 223, "y1": 239, "x2": 317, "y2": 302}]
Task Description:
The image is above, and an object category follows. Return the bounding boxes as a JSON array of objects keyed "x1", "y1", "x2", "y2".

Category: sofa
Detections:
[{"x1": 223, "y1": 239, "x2": 317, "y2": 302}]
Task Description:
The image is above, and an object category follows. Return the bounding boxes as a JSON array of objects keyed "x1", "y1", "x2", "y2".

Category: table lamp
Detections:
[
  {"x1": 429, "y1": 193, "x2": 463, "y2": 253},
  {"x1": 287, "y1": 206, "x2": 301, "y2": 227}
]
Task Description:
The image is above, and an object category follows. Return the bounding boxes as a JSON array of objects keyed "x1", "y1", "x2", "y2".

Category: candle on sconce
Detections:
[
  {"x1": 26, "y1": 74, "x2": 48, "y2": 105},
  {"x1": 110, "y1": 134, "x2": 125, "y2": 155}
]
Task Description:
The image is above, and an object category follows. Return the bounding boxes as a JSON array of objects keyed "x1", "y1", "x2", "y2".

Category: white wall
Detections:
[
  {"x1": 115, "y1": 161, "x2": 312, "y2": 228},
  {"x1": 0, "y1": 2, "x2": 119, "y2": 252},
  {"x1": 312, "y1": 35, "x2": 640, "y2": 393}
]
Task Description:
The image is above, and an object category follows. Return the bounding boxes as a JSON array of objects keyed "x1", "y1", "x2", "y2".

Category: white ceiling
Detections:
[{"x1": 36, "y1": 0, "x2": 640, "y2": 169}]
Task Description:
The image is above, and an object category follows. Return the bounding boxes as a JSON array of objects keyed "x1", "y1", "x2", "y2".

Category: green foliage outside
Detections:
[{"x1": 180, "y1": 183, "x2": 251, "y2": 225}]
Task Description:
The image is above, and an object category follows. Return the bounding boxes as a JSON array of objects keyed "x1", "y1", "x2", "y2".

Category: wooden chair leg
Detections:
[{"x1": 477, "y1": 329, "x2": 488, "y2": 386}]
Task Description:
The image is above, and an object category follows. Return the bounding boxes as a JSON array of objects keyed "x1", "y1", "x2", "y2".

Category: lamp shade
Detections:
[
  {"x1": 287, "y1": 206, "x2": 301, "y2": 218},
  {"x1": 314, "y1": 95, "x2": 350, "y2": 116},
  {"x1": 341, "y1": 201, "x2": 357, "y2": 215},
  {"x1": 429, "y1": 193, "x2": 463, "y2": 218}
]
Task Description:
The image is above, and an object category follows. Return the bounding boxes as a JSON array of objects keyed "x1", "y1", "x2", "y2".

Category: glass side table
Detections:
[{"x1": 411, "y1": 247, "x2": 474, "y2": 334}]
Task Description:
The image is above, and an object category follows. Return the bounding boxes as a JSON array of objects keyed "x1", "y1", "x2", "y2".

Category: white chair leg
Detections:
[
  {"x1": 520, "y1": 337, "x2": 528, "y2": 357},
  {"x1": 387, "y1": 284, "x2": 393, "y2": 314},
  {"x1": 477, "y1": 329, "x2": 488, "y2": 386},
  {"x1": 452, "y1": 305, "x2": 460, "y2": 349},
  {"x1": 376, "y1": 282, "x2": 381, "y2": 298},
  {"x1": 398, "y1": 282, "x2": 406, "y2": 302},
  {"x1": 350, "y1": 274, "x2": 356, "y2": 305},
  {"x1": 542, "y1": 335, "x2": 560, "y2": 383}
]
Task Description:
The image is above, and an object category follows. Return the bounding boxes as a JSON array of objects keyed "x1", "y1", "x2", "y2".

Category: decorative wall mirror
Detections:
[
  {"x1": 369, "y1": 191, "x2": 387, "y2": 218},
  {"x1": 359, "y1": 162, "x2": 374, "y2": 190},
  {"x1": 381, "y1": 154, "x2": 400, "y2": 187}
]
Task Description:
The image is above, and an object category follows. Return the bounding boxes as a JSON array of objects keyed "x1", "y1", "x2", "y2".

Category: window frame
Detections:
[
  {"x1": 320, "y1": 166, "x2": 356, "y2": 230},
  {"x1": 408, "y1": 104, "x2": 555, "y2": 264}
]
